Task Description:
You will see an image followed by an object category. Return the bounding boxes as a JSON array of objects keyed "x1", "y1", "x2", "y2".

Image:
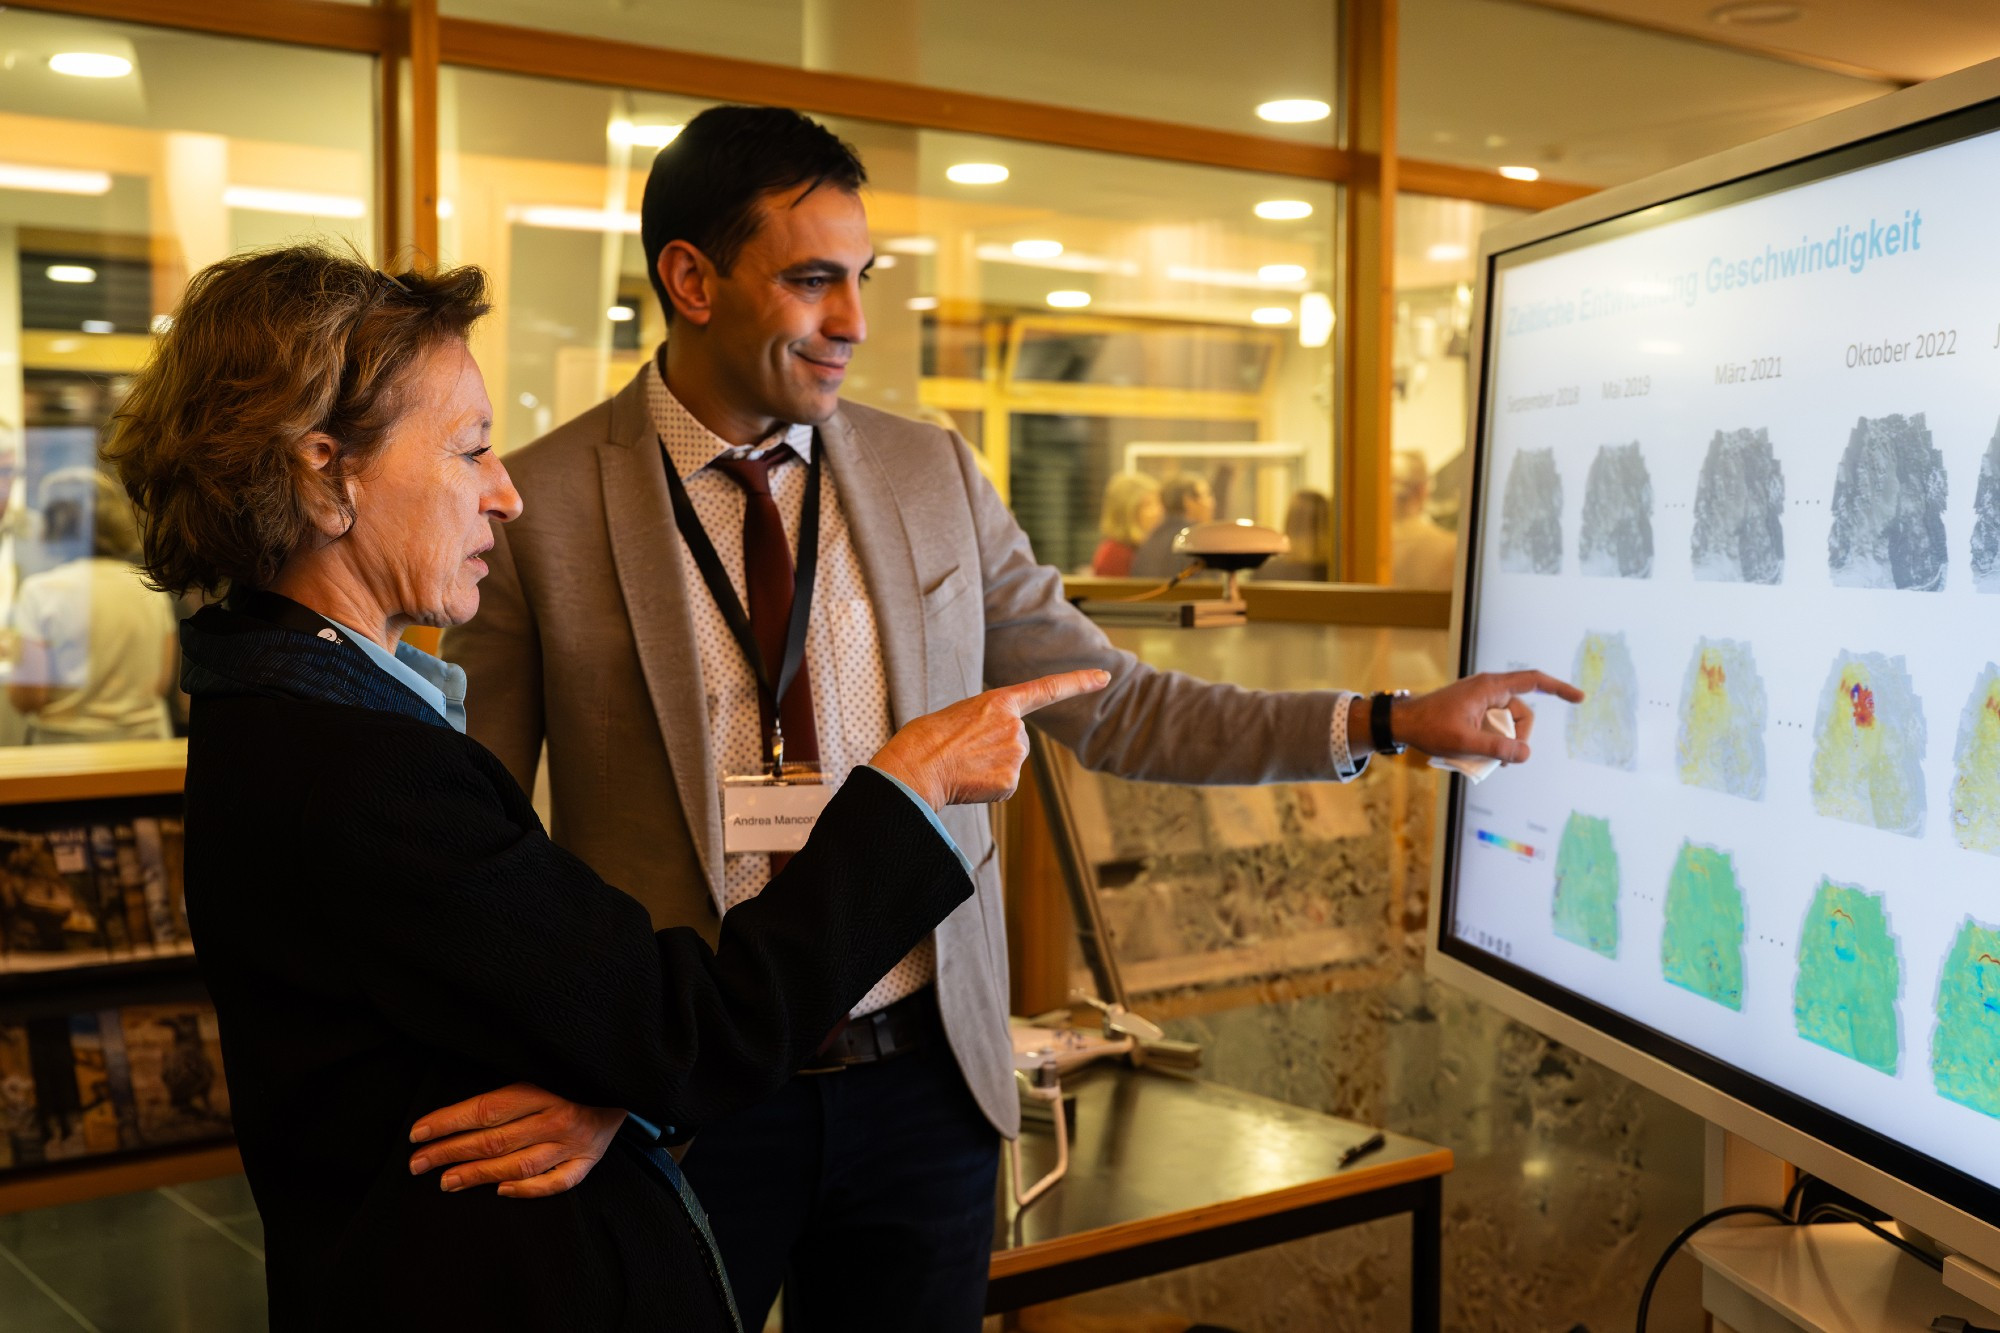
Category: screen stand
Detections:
[{"x1": 1692, "y1": 1127, "x2": 2000, "y2": 1331}]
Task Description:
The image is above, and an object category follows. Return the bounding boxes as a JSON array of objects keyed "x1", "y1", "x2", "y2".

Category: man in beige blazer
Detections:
[{"x1": 443, "y1": 106, "x2": 1575, "y2": 1330}]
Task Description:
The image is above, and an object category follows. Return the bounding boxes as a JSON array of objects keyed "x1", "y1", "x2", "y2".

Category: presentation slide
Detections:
[{"x1": 1451, "y1": 113, "x2": 2000, "y2": 1196}]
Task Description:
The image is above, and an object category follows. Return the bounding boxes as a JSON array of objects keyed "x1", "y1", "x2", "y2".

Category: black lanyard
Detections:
[{"x1": 659, "y1": 434, "x2": 822, "y2": 772}]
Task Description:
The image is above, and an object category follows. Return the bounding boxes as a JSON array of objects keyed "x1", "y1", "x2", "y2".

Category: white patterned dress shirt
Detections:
[{"x1": 645, "y1": 358, "x2": 933, "y2": 1017}]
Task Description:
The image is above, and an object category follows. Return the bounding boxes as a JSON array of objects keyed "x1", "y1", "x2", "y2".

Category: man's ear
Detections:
[
  {"x1": 659, "y1": 241, "x2": 716, "y2": 328},
  {"x1": 297, "y1": 431, "x2": 358, "y2": 540}
]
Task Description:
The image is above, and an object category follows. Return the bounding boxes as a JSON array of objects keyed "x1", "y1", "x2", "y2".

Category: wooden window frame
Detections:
[{"x1": 10, "y1": 0, "x2": 1597, "y2": 600}]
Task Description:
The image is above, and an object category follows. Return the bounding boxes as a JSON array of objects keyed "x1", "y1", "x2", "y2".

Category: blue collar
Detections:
[{"x1": 325, "y1": 618, "x2": 467, "y2": 733}]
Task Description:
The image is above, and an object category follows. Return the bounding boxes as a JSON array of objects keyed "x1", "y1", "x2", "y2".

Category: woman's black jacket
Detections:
[{"x1": 176, "y1": 595, "x2": 971, "y2": 1330}]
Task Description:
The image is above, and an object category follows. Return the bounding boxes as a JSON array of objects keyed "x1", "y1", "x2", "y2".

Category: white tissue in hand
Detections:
[{"x1": 1428, "y1": 707, "x2": 1514, "y2": 784}]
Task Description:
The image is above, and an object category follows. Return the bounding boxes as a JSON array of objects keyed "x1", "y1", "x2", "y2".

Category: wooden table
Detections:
[{"x1": 989, "y1": 1065, "x2": 1453, "y2": 1331}]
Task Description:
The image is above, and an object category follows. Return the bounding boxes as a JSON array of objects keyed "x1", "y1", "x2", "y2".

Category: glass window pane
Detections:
[
  {"x1": 442, "y1": 68, "x2": 1338, "y2": 579},
  {"x1": 439, "y1": 0, "x2": 1336, "y2": 142},
  {"x1": 1385, "y1": 194, "x2": 1520, "y2": 589},
  {"x1": 0, "y1": 11, "x2": 377, "y2": 747},
  {"x1": 1400, "y1": 0, "x2": 1891, "y2": 187}
]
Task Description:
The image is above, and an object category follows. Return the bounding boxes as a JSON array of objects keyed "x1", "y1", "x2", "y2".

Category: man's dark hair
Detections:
[
  {"x1": 641, "y1": 105, "x2": 867, "y2": 321},
  {"x1": 1160, "y1": 475, "x2": 1210, "y2": 517}
]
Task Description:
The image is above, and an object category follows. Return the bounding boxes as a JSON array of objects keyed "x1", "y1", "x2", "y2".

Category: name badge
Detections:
[{"x1": 723, "y1": 768, "x2": 832, "y2": 854}]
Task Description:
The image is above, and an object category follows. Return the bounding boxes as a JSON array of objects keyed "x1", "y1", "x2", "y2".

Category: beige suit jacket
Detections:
[{"x1": 446, "y1": 367, "x2": 1346, "y2": 1136}]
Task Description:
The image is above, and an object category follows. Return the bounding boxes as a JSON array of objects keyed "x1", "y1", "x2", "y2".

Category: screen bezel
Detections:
[{"x1": 1431, "y1": 71, "x2": 2000, "y2": 1256}]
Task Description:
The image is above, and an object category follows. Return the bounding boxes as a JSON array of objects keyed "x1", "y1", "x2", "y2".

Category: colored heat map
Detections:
[
  {"x1": 1809, "y1": 651, "x2": 1927, "y2": 838},
  {"x1": 1661, "y1": 841, "x2": 1746, "y2": 1011},
  {"x1": 1552, "y1": 812, "x2": 1619, "y2": 958},
  {"x1": 1677, "y1": 638, "x2": 1767, "y2": 800},
  {"x1": 1950, "y1": 664, "x2": 2000, "y2": 855},
  {"x1": 1566, "y1": 630, "x2": 1638, "y2": 771},
  {"x1": 1793, "y1": 879, "x2": 1902, "y2": 1076},
  {"x1": 1931, "y1": 919, "x2": 2000, "y2": 1119}
]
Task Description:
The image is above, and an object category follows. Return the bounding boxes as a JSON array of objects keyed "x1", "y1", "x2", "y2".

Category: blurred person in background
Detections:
[
  {"x1": 1090, "y1": 472, "x2": 1162, "y2": 576},
  {"x1": 1258, "y1": 488, "x2": 1330, "y2": 582},
  {"x1": 8, "y1": 468, "x2": 174, "y2": 743},
  {"x1": 1128, "y1": 472, "x2": 1215, "y2": 578},
  {"x1": 1391, "y1": 450, "x2": 1458, "y2": 590}
]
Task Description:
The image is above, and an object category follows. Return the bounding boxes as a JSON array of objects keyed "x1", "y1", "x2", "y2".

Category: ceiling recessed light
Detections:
[
  {"x1": 436, "y1": 197, "x2": 456, "y2": 219},
  {"x1": 1251, "y1": 307, "x2": 1293, "y2": 325},
  {"x1": 1046, "y1": 290, "x2": 1091, "y2": 309},
  {"x1": 223, "y1": 186, "x2": 367, "y2": 218},
  {"x1": 1426, "y1": 243, "x2": 1470, "y2": 262},
  {"x1": 1011, "y1": 239, "x2": 1064, "y2": 259},
  {"x1": 1498, "y1": 165, "x2": 1541, "y2": 182},
  {"x1": 884, "y1": 235, "x2": 937, "y2": 255},
  {"x1": 608, "y1": 120, "x2": 683, "y2": 149},
  {"x1": 81, "y1": 319, "x2": 114, "y2": 334},
  {"x1": 946, "y1": 163, "x2": 1009, "y2": 185},
  {"x1": 607, "y1": 305, "x2": 635, "y2": 322},
  {"x1": 906, "y1": 296, "x2": 940, "y2": 311},
  {"x1": 49, "y1": 52, "x2": 131, "y2": 79},
  {"x1": 1709, "y1": 2, "x2": 1802, "y2": 24},
  {"x1": 1299, "y1": 292, "x2": 1334, "y2": 348},
  {"x1": 1258, "y1": 263, "x2": 1307, "y2": 284},
  {"x1": 45, "y1": 264, "x2": 96, "y2": 284},
  {"x1": 1254, "y1": 199, "x2": 1314, "y2": 221},
  {"x1": 1256, "y1": 98, "x2": 1331, "y2": 124},
  {"x1": 0, "y1": 163, "x2": 111, "y2": 195},
  {"x1": 873, "y1": 253, "x2": 898, "y2": 269}
]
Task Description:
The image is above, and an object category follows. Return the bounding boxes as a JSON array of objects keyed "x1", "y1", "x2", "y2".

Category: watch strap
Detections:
[{"x1": 1370, "y1": 691, "x2": 1407, "y2": 756}]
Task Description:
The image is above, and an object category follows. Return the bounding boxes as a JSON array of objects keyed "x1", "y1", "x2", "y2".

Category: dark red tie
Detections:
[{"x1": 711, "y1": 448, "x2": 819, "y2": 770}]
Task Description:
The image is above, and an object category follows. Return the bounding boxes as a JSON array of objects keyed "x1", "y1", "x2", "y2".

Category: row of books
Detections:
[
  {"x1": 0, "y1": 1001, "x2": 231, "y2": 1170},
  {"x1": 0, "y1": 818, "x2": 191, "y2": 971}
]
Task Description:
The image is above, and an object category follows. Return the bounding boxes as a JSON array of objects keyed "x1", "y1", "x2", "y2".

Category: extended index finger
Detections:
[
  {"x1": 989, "y1": 668, "x2": 1111, "y2": 718},
  {"x1": 1492, "y1": 669, "x2": 1583, "y2": 705}
]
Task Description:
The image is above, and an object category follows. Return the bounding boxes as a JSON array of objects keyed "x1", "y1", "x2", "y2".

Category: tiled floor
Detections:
[{"x1": 0, "y1": 1176, "x2": 267, "y2": 1332}]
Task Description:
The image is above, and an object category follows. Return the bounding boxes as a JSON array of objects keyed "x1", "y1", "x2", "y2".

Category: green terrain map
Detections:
[
  {"x1": 1932, "y1": 919, "x2": 2000, "y2": 1119},
  {"x1": 1661, "y1": 841, "x2": 1746, "y2": 1010},
  {"x1": 1793, "y1": 879, "x2": 1901, "y2": 1075},
  {"x1": 1553, "y1": 812, "x2": 1619, "y2": 957}
]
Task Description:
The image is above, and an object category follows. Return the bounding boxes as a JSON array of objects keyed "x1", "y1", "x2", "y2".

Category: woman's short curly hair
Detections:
[{"x1": 103, "y1": 246, "x2": 489, "y2": 596}]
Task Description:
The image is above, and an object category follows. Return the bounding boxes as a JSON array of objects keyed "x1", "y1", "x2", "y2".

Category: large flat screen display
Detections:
[{"x1": 1442, "y1": 98, "x2": 2000, "y2": 1227}]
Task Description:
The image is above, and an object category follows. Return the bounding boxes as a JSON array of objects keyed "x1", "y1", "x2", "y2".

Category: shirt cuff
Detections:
[
  {"x1": 1330, "y1": 691, "x2": 1371, "y2": 783},
  {"x1": 863, "y1": 764, "x2": 977, "y2": 881}
]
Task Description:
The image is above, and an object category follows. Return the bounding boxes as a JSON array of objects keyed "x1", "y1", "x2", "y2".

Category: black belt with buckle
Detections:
[{"x1": 798, "y1": 987, "x2": 939, "y2": 1074}]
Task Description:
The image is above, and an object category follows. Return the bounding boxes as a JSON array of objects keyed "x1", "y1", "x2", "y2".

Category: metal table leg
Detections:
[{"x1": 1410, "y1": 1175, "x2": 1442, "y2": 1333}]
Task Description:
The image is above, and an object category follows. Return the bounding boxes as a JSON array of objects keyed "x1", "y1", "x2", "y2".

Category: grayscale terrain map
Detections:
[
  {"x1": 1973, "y1": 421, "x2": 2000, "y2": 593},
  {"x1": 1690, "y1": 428, "x2": 1785, "y2": 584},
  {"x1": 1498, "y1": 448, "x2": 1563, "y2": 574},
  {"x1": 1578, "y1": 442, "x2": 1654, "y2": 578},
  {"x1": 1827, "y1": 413, "x2": 1949, "y2": 591}
]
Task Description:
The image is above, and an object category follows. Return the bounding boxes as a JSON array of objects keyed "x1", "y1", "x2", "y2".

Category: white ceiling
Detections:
[
  {"x1": 1523, "y1": 0, "x2": 2000, "y2": 84},
  {"x1": 1401, "y1": 0, "x2": 1895, "y2": 185}
]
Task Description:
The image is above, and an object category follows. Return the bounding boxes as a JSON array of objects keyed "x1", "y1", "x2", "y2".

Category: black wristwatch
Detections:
[{"x1": 1370, "y1": 690, "x2": 1410, "y2": 756}]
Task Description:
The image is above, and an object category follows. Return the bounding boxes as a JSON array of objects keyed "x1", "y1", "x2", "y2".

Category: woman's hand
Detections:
[
  {"x1": 408, "y1": 1083, "x2": 625, "y2": 1198},
  {"x1": 870, "y1": 669, "x2": 1110, "y2": 809}
]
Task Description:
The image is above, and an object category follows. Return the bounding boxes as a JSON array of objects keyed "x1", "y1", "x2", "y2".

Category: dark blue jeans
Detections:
[{"x1": 678, "y1": 1034, "x2": 1000, "y2": 1332}]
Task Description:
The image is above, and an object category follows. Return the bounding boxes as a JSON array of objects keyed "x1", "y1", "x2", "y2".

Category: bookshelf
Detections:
[{"x1": 0, "y1": 740, "x2": 234, "y2": 1216}]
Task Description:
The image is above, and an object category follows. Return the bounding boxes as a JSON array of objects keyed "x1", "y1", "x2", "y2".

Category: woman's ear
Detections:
[{"x1": 297, "y1": 432, "x2": 358, "y2": 541}]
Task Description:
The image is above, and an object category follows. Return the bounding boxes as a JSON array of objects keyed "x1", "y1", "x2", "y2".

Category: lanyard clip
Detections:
[{"x1": 769, "y1": 723, "x2": 786, "y2": 782}]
